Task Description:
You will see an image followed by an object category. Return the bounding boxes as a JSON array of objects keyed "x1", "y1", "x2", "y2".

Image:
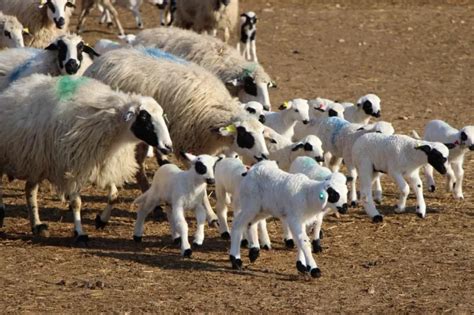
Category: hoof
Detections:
[
  {"x1": 95, "y1": 214, "x2": 107, "y2": 230},
  {"x1": 248, "y1": 247, "x2": 260, "y2": 263},
  {"x1": 310, "y1": 268, "x2": 321, "y2": 278},
  {"x1": 74, "y1": 234, "x2": 89, "y2": 243},
  {"x1": 192, "y1": 242, "x2": 202, "y2": 249},
  {"x1": 416, "y1": 212, "x2": 425, "y2": 219},
  {"x1": 319, "y1": 230, "x2": 324, "y2": 239},
  {"x1": 296, "y1": 261, "x2": 307, "y2": 273},
  {"x1": 240, "y1": 239, "x2": 249, "y2": 248},
  {"x1": 183, "y1": 248, "x2": 192, "y2": 258},
  {"x1": 221, "y1": 231, "x2": 231, "y2": 240},
  {"x1": 209, "y1": 219, "x2": 219, "y2": 228},
  {"x1": 230, "y1": 255, "x2": 243, "y2": 270},
  {"x1": 133, "y1": 235, "x2": 142, "y2": 243},
  {"x1": 32, "y1": 224, "x2": 49, "y2": 237},
  {"x1": 372, "y1": 215, "x2": 383, "y2": 223},
  {"x1": 173, "y1": 237, "x2": 181, "y2": 245},
  {"x1": 429, "y1": 185, "x2": 435, "y2": 192},
  {"x1": 262, "y1": 244, "x2": 271, "y2": 251},
  {"x1": 350, "y1": 201, "x2": 358, "y2": 208},
  {"x1": 153, "y1": 206, "x2": 167, "y2": 222},
  {"x1": 312, "y1": 239, "x2": 322, "y2": 253},
  {"x1": 0, "y1": 205, "x2": 4, "y2": 227},
  {"x1": 284, "y1": 239, "x2": 295, "y2": 249}
]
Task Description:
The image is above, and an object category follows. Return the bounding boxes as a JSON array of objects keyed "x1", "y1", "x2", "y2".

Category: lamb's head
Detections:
[
  {"x1": 39, "y1": 0, "x2": 75, "y2": 29},
  {"x1": 125, "y1": 96, "x2": 173, "y2": 154},
  {"x1": 181, "y1": 152, "x2": 220, "y2": 185},
  {"x1": 1, "y1": 16, "x2": 26, "y2": 48},
  {"x1": 214, "y1": 117, "x2": 270, "y2": 162},
  {"x1": 459, "y1": 126, "x2": 474, "y2": 150},
  {"x1": 323, "y1": 172, "x2": 348, "y2": 214},
  {"x1": 279, "y1": 99, "x2": 310, "y2": 124},
  {"x1": 356, "y1": 94, "x2": 381, "y2": 118},
  {"x1": 291, "y1": 135, "x2": 324, "y2": 163},
  {"x1": 415, "y1": 142, "x2": 450, "y2": 175},
  {"x1": 242, "y1": 101, "x2": 266, "y2": 123},
  {"x1": 308, "y1": 98, "x2": 345, "y2": 119},
  {"x1": 45, "y1": 34, "x2": 100, "y2": 75}
]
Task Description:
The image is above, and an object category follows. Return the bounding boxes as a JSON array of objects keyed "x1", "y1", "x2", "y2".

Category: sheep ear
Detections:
[
  {"x1": 83, "y1": 44, "x2": 100, "y2": 58},
  {"x1": 444, "y1": 143, "x2": 456, "y2": 149},
  {"x1": 44, "y1": 42, "x2": 58, "y2": 51},
  {"x1": 180, "y1": 151, "x2": 196, "y2": 162},
  {"x1": 415, "y1": 145, "x2": 431, "y2": 154},
  {"x1": 291, "y1": 143, "x2": 304, "y2": 151},
  {"x1": 278, "y1": 101, "x2": 290, "y2": 110}
]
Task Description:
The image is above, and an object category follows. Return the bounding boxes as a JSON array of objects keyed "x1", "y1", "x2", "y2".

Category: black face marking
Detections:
[
  {"x1": 236, "y1": 126, "x2": 255, "y2": 149},
  {"x1": 326, "y1": 187, "x2": 340, "y2": 203},
  {"x1": 243, "y1": 76, "x2": 258, "y2": 96},
  {"x1": 245, "y1": 107, "x2": 256, "y2": 114},
  {"x1": 304, "y1": 143, "x2": 313, "y2": 151},
  {"x1": 460, "y1": 131, "x2": 468, "y2": 142},
  {"x1": 131, "y1": 110, "x2": 159, "y2": 146},
  {"x1": 195, "y1": 160, "x2": 207, "y2": 175},
  {"x1": 362, "y1": 100, "x2": 373, "y2": 115},
  {"x1": 328, "y1": 109, "x2": 338, "y2": 117}
]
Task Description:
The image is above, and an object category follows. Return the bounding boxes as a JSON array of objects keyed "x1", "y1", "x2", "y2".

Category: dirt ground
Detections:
[{"x1": 1, "y1": 0, "x2": 473, "y2": 313}]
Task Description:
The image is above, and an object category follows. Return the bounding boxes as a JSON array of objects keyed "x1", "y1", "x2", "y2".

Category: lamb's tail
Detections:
[{"x1": 411, "y1": 130, "x2": 422, "y2": 139}]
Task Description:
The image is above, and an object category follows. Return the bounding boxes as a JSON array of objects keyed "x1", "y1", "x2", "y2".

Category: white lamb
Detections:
[
  {"x1": 133, "y1": 153, "x2": 220, "y2": 257},
  {"x1": 0, "y1": 0, "x2": 75, "y2": 48},
  {"x1": 352, "y1": 133, "x2": 450, "y2": 222},
  {"x1": 264, "y1": 98, "x2": 310, "y2": 140},
  {"x1": 0, "y1": 74, "x2": 172, "y2": 239},
  {"x1": 413, "y1": 120, "x2": 474, "y2": 200},
  {"x1": 0, "y1": 12, "x2": 26, "y2": 49},
  {"x1": 237, "y1": 11, "x2": 257, "y2": 62},
  {"x1": 341, "y1": 94, "x2": 381, "y2": 125}
]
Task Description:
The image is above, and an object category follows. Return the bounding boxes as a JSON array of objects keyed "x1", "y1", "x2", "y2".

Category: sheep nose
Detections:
[
  {"x1": 206, "y1": 178, "x2": 215, "y2": 185},
  {"x1": 337, "y1": 204, "x2": 348, "y2": 214},
  {"x1": 65, "y1": 59, "x2": 79, "y2": 74},
  {"x1": 303, "y1": 120, "x2": 310, "y2": 125},
  {"x1": 55, "y1": 17, "x2": 65, "y2": 29}
]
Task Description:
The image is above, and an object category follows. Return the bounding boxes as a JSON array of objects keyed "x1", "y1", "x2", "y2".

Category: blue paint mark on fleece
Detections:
[
  {"x1": 328, "y1": 117, "x2": 350, "y2": 145},
  {"x1": 8, "y1": 48, "x2": 42, "y2": 83},
  {"x1": 138, "y1": 47, "x2": 188, "y2": 65}
]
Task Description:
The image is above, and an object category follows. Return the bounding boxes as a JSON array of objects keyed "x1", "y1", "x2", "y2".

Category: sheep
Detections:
[
  {"x1": 0, "y1": 34, "x2": 100, "y2": 92},
  {"x1": 0, "y1": 12, "x2": 26, "y2": 49},
  {"x1": 0, "y1": 0, "x2": 75, "y2": 48},
  {"x1": 132, "y1": 27, "x2": 275, "y2": 110},
  {"x1": 0, "y1": 74, "x2": 172, "y2": 239},
  {"x1": 265, "y1": 98, "x2": 310, "y2": 140},
  {"x1": 76, "y1": 0, "x2": 125, "y2": 36},
  {"x1": 133, "y1": 153, "x2": 219, "y2": 257},
  {"x1": 352, "y1": 133, "x2": 450, "y2": 222},
  {"x1": 150, "y1": 0, "x2": 176, "y2": 26},
  {"x1": 341, "y1": 94, "x2": 381, "y2": 125},
  {"x1": 241, "y1": 101, "x2": 265, "y2": 123},
  {"x1": 236, "y1": 11, "x2": 257, "y2": 62},
  {"x1": 174, "y1": 0, "x2": 239, "y2": 43},
  {"x1": 229, "y1": 160, "x2": 348, "y2": 277},
  {"x1": 412, "y1": 120, "x2": 474, "y2": 200}
]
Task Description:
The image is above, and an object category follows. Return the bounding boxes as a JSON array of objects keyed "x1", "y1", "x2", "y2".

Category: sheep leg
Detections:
[
  {"x1": 101, "y1": 0, "x2": 125, "y2": 36},
  {"x1": 282, "y1": 220, "x2": 295, "y2": 248},
  {"x1": 250, "y1": 39, "x2": 258, "y2": 62},
  {"x1": 424, "y1": 164, "x2": 436, "y2": 192},
  {"x1": 373, "y1": 173, "x2": 383, "y2": 204},
  {"x1": 288, "y1": 218, "x2": 320, "y2": 278},
  {"x1": 76, "y1": 0, "x2": 95, "y2": 33},
  {"x1": 135, "y1": 143, "x2": 150, "y2": 192},
  {"x1": 229, "y1": 208, "x2": 256, "y2": 270},
  {"x1": 172, "y1": 205, "x2": 192, "y2": 257},
  {"x1": 451, "y1": 160, "x2": 464, "y2": 200},
  {"x1": 348, "y1": 166, "x2": 358, "y2": 207},
  {"x1": 215, "y1": 186, "x2": 230, "y2": 238},
  {"x1": 258, "y1": 219, "x2": 271, "y2": 250},
  {"x1": 311, "y1": 212, "x2": 324, "y2": 253},
  {"x1": 69, "y1": 193, "x2": 88, "y2": 242},
  {"x1": 407, "y1": 173, "x2": 426, "y2": 218},
  {"x1": 193, "y1": 204, "x2": 206, "y2": 247},
  {"x1": 25, "y1": 181, "x2": 49, "y2": 237},
  {"x1": 360, "y1": 167, "x2": 382, "y2": 222},
  {"x1": 393, "y1": 173, "x2": 410, "y2": 214}
]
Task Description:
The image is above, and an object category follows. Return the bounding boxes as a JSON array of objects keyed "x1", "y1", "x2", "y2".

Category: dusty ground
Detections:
[{"x1": 1, "y1": 0, "x2": 473, "y2": 313}]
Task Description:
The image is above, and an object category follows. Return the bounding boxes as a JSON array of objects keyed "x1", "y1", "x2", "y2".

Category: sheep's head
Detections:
[
  {"x1": 322, "y1": 172, "x2": 348, "y2": 214},
  {"x1": 356, "y1": 94, "x2": 381, "y2": 118},
  {"x1": 415, "y1": 142, "x2": 450, "y2": 175},
  {"x1": 459, "y1": 126, "x2": 474, "y2": 150},
  {"x1": 291, "y1": 135, "x2": 324, "y2": 162},
  {"x1": 279, "y1": 98, "x2": 310, "y2": 124},
  {"x1": 125, "y1": 96, "x2": 173, "y2": 154},
  {"x1": 242, "y1": 101, "x2": 266, "y2": 123},
  {"x1": 181, "y1": 153, "x2": 220, "y2": 185},
  {"x1": 1, "y1": 16, "x2": 26, "y2": 48},
  {"x1": 39, "y1": 0, "x2": 75, "y2": 29},
  {"x1": 45, "y1": 34, "x2": 99, "y2": 75}
]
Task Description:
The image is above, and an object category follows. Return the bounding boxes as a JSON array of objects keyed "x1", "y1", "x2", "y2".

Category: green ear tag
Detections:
[{"x1": 319, "y1": 191, "x2": 325, "y2": 200}]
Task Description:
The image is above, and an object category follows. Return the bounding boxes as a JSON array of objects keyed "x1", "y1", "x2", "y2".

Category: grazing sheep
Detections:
[
  {"x1": 413, "y1": 120, "x2": 474, "y2": 200},
  {"x1": 265, "y1": 99, "x2": 310, "y2": 140},
  {"x1": 150, "y1": 0, "x2": 176, "y2": 26},
  {"x1": 237, "y1": 11, "x2": 257, "y2": 62},
  {"x1": 0, "y1": 0, "x2": 75, "y2": 48},
  {"x1": 341, "y1": 94, "x2": 381, "y2": 125},
  {"x1": 352, "y1": 134, "x2": 450, "y2": 222},
  {"x1": 0, "y1": 34, "x2": 99, "y2": 91},
  {"x1": 76, "y1": 0, "x2": 125, "y2": 36},
  {"x1": 0, "y1": 12, "x2": 26, "y2": 49},
  {"x1": 174, "y1": 0, "x2": 239, "y2": 43},
  {"x1": 241, "y1": 101, "x2": 265, "y2": 123},
  {"x1": 133, "y1": 153, "x2": 220, "y2": 257},
  {"x1": 133, "y1": 27, "x2": 275, "y2": 110},
  {"x1": 0, "y1": 74, "x2": 172, "y2": 239}
]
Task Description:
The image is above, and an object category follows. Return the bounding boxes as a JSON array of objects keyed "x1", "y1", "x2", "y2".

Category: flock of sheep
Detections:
[{"x1": 0, "y1": 0, "x2": 472, "y2": 278}]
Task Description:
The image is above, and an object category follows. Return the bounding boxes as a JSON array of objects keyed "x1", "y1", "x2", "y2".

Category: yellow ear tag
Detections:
[{"x1": 225, "y1": 124, "x2": 237, "y2": 133}]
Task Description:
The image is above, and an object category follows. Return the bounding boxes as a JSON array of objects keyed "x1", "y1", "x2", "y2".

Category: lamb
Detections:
[
  {"x1": 133, "y1": 153, "x2": 220, "y2": 257},
  {"x1": 76, "y1": 0, "x2": 125, "y2": 36},
  {"x1": 413, "y1": 120, "x2": 474, "y2": 200},
  {"x1": 241, "y1": 101, "x2": 265, "y2": 123},
  {"x1": 229, "y1": 160, "x2": 347, "y2": 277},
  {"x1": 0, "y1": 0, "x2": 75, "y2": 48},
  {"x1": 151, "y1": 0, "x2": 177, "y2": 26},
  {"x1": 237, "y1": 11, "x2": 257, "y2": 62},
  {"x1": 132, "y1": 27, "x2": 275, "y2": 110},
  {"x1": 0, "y1": 34, "x2": 99, "y2": 92},
  {"x1": 174, "y1": 0, "x2": 239, "y2": 43},
  {"x1": 264, "y1": 99, "x2": 310, "y2": 140},
  {"x1": 0, "y1": 74, "x2": 172, "y2": 239},
  {"x1": 352, "y1": 133, "x2": 450, "y2": 222},
  {"x1": 341, "y1": 94, "x2": 381, "y2": 125},
  {"x1": 0, "y1": 12, "x2": 26, "y2": 49}
]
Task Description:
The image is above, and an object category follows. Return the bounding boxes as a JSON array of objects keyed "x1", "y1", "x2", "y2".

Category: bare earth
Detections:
[{"x1": 1, "y1": 0, "x2": 473, "y2": 313}]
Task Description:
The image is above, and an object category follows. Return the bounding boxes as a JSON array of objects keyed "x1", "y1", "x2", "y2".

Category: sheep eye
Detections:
[{"x1": 4, "y1": 31, "x2": 11, "y2": 39}]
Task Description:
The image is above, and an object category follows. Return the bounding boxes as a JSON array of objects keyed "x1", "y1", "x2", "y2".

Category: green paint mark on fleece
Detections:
[{"x1": 57, "y1": 76, "x2": 89, "y2": 101}]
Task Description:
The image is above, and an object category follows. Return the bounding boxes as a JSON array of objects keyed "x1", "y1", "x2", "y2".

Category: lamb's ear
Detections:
[
  {"x1": 291, "y1": 143, "x2": 304, "y2": 151},
  {"x1": 415, "y1": 145, "x2": 431, "y2": 154},
  {"x1": 444, "y1": 143, "x2": 456, "y2": 149},
  {"x1": 83, "y1": 45, "x2": 100, "y2": 58},
  {"x1": 180, "y1": 151, "x2": 196, "y2": 162},
  {"x1": 44, "y1": 42, "x2": 58, "y2": 51}
]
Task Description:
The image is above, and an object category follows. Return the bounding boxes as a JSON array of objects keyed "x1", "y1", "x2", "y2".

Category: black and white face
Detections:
[
  {"x1": 416, "y1": 143, "x2": 450, "y2": 175},
  {"x1": 357, "y1": 94, "x2": 381, "y2": 118},
  {"x1": 460, "y1": 126, "x2": 474, "y2": 150},
  {"x1": 41, "y1": 0, "x2": 75, "y2": 29},
  {"x1": 1, "y1": 19, "x2": 25, "y2": 48},
  {"x1": 127, "y1": 96, "x2": 173, "y2": 154},
  {"x1": 323, "y1": 172, "x2": 348, "y2": 214},
  {"x1": 181, "y1": 153, "x2": 219, "y2": 185}
]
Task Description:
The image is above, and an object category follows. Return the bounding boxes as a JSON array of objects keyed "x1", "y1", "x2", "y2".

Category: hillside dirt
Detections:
[{"x1": 1, "y1": 0, "x2": 473, "y2": 313}]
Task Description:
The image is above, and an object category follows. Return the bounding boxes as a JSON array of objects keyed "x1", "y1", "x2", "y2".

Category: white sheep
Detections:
[
  {"x1": 352, "y1": 133, "x2": 450, "y2": 222},
  {"x1": 133, "y1": 27, "x2": 275, "y2": 110},
  {"x1": 0, "y1": 12, "x2": 26, "y2": 49},
  {"x1": 133, "y1": 153, "x2": 219, "y2": 257},
  {"x1": 150, "y1": 0, "x2": 176, "y2": 26},
  {"x1": 413, "y1": 120, "x2": 474, "y2": 200},
  {"x1": 341, "y1": 94, "x2": 381, "y2": 125},
  {"x1": 76, "y1": 0, "x2": 125, "y2": 36},
  {"x1": 174, "y1": 0, "x2": 239, "y2": 43},
  {"x1": 0, "y1": 34, "x2": 99, "y2": 92},
  {"x1": 241, "y1": 101, "x2": 265, "y2": 123},
  {"x1": 0, "y1": 74, "x2": 172, "y2": 239},
  {"x1": 0, "y1": 0, "x2": 75, "y2": 48},
  {"x1": 237, "y1": 11, "x2": 257, "y2": 62},
  {"x1": 265, "y1": 98, "x2": 310, "y2": 140}
]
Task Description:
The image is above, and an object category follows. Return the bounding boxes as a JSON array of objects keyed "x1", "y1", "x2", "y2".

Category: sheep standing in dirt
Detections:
[
  {"x1": 76, "y1": 0, "x2": 125, "y2": 36},
  {"x1": 0, "y1": 12, "x2": 26, "y2": 49},
  {"x1": 352, "y1": 134, "x2": 450, "y2": 222},
  {"x1": 0, "y1": 0, "x2": 75, "y2": 48},
  {"x1": 133, "y1": 27, "x2": 275, "y2": 110},
  {"x1": 174, "y1": 0, "x2": 239, "y2": 43},
  {"x1": 0, "y1": 74, "x2": 172, "y2": 239},
  {"x1": 0, "y1": 34, "x2": 100, "y2": 91},
  {"x1": 237, "y1": 11, "x2": 258, "y2": 62}
]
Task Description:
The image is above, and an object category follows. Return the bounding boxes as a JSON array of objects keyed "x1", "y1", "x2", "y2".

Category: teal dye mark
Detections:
[
  {"x1": 56, "y1": 76, "x2": 90, "y2": 101},
  {"x1": 329, "y1": 117, "x2": 350, "y2": 145},
  {"x1": 8, "y1": 48, "x2": 41, "y2": 82},
  {"x1": 138, "y1": 47, "x2": 188, "y2": 65}
]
